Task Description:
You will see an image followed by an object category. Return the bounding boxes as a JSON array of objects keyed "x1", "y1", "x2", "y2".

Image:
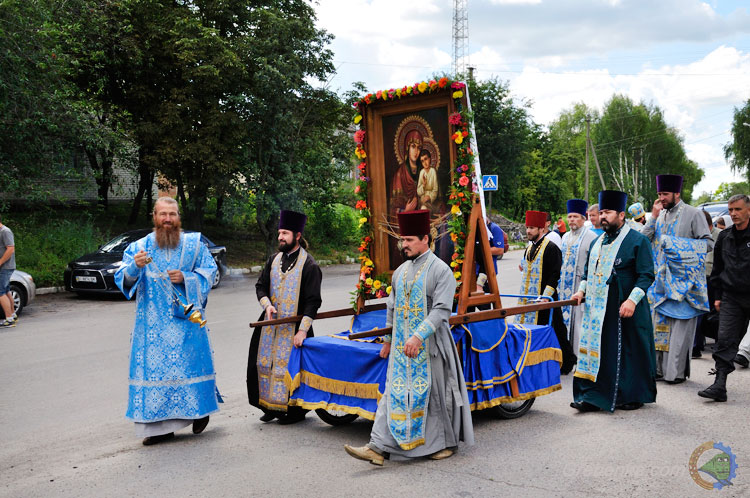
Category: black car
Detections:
[{"x1": 64, "y1": 229, "x2": 228, "y2": 295}]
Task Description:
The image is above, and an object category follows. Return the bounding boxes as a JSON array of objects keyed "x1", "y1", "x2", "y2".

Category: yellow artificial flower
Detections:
[
  {"x1": 450, "y1": 261, "x2": 458, "y2": 268},
  {"x1": 450, "y1": 232, "x2": 458, "y2": 242},
  {"x1": 372, "y1": 280, "x2": 382, "y2": 290},
  {"x1": 365, "y1": 277, "x2": 374, "y2": 286},
  {"x1": 365, "y1": 258, "x2": 374, "y2": 267},
  {"x1": 396, "y1": 88, "x2": 402, "y2": 97},
  {"x1": 452, "y1": 90, "x2": 464, "y2": 99},
  {"x1": 358, "y1": 217, "x2": 367, "y2": 227},
  {"x1": 418, "y1": 81, "x2": 427, "y2": 93},
  {"x1": 451, "y1": 204, "x2": 461, "y2": 215},
  {"x1": 454, "y1": 135, "x2": 464, "y2": 144},
  {"x1": 386, "y1": 285, "x2": 392, "y2": 295},
  {"x1": 453, "y1": 271, "x2": 462, "y2": 279},
  {"x1": 354, "y1": 114, "x2": 362, "y2": 124}
]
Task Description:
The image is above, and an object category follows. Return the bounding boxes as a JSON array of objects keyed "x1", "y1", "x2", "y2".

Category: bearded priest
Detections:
[
  {"x1": 571, "y1": 190, "x2": 657, "y2": 412},
  {"x1": 115, "y1": 197, "x2": 219, "y2": 445}
]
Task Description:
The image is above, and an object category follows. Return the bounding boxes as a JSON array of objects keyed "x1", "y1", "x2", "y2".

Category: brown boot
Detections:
[
  {"x1": 344, "y1": 444, "x2": 384, "y2": 466},
  {"x1": 428, "y1": 448, "x2": 454, "y2": 460}
]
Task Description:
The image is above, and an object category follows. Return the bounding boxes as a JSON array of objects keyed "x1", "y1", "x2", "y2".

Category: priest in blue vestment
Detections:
[
  {"x1": 571, "y1": 190, "x2": 657, "y2": 412},
  {"x1": 115, "y1": 197, "x2": 219, "y2": 445},
  {"x1": 344, "y1": 210, "x2": 473, "y2": 465}
]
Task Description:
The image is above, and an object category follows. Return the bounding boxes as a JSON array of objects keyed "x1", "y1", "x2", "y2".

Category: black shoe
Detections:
[
  {"x1": 698, "y1": 370, "x2": 728, "y2": 402},
  {"x1": 616, "y1": 402, "x2": 644, "y2": 410},
  {"x1": 570, "y1": 401, "x2": 601, "y2": 412},
  {"x1": 666, "y1": 378, "x2": 685, "y2": 385},
  {"x1": 733, "y1": 354, "x2": 749, "y2": 368},
  {"x1": 193, "y1": 416, "x2": 209, "y2": 434},
  {"x1": 277, "y1": 414, "x2": 306, "y2": 425},
  {"x1": 142, "y1": 432, "x2": 175, "y2": 446},
  {"x1": 259, "y1": 412, "x2": 277, "y2": 423},
  {"x1": 692, "y1": 348, "x2": 702, "y2": 359},
  {"x1": 655, "y1": 374, "x2": 664, "y2": 381}
]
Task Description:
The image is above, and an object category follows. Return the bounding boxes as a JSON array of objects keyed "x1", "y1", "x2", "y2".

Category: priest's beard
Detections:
[
  {"x1": 602, "y1": 219, "x2": 623, "y2": 235},
  {"x1": 279, "y1": 240, "x2": 297, "y2": 253},
  {"x1": 154, "y1": 219, "x2": 182, "y2": 249}
]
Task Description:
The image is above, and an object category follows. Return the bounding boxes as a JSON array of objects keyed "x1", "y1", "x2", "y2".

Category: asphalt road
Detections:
[{"x1": 1, "y1": 250, "x2": 748, "y2": 497}]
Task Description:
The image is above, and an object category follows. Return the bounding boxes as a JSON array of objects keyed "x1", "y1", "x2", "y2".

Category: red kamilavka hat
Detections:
[
  {"x1": 398, "y1": 210, "x2": 431, "y2": 236},
  {"x1": 525, "y1": 210, "x2": 547, "y2": 228}
]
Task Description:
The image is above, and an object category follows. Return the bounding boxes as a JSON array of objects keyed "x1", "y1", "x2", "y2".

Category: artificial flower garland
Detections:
[{"x1": 351, "y1": 77, "x2": 476, "y2": 303}]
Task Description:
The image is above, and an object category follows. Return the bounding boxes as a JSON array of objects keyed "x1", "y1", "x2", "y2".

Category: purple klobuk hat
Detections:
[
  {"x1": 566, "y1": 199, "x2": 588, "y2": 216},
  {"x1": 656, "y1": 174, "x2": 683, "y2": 193},
  {"x1": 279, "y1": 210, "x2": 307, "y2": 233},
  {"x1": 598, "y1": 190, "x2": 628, "y2": 213}
]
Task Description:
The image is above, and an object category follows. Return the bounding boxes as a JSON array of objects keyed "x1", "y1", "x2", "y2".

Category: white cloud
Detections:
[{"x1": 490, "y1": 0, "x2": 542, "y2": 4}]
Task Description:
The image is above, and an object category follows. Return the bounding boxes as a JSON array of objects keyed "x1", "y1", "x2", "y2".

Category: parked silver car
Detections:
[{"x1": 3, "y1": 270, "x2": 36, "y2": 317}]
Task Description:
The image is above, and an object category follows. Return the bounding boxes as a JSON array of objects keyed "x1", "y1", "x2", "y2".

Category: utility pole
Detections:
[
  {"x1": 585, "y1": 115, "x2": 590, "y2": 202},
  {"x1": 452, "y1": 0, "x2": 469, "y2": 77},
  {"x1": 468, "y1": 66, "x2": 475, "y2": 83}
]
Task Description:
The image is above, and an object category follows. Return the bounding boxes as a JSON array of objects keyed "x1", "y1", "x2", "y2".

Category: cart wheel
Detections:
[
  {"x1": 492, "y1": 398, "x2": 535, "y2": 419},
  {"x1": 315, "y1": 408, "x2": 359, "y2": 426}
]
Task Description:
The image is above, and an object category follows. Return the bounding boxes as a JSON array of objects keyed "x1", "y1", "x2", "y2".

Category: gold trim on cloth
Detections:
[
  {"x1": 524, "y1": 347, "x2": 562, "y2": 366},
  {"x1": 284, "y1": 370, "x2": 383, "y2": 401},
  {"x1": 287, "y1": 400, "x2": 377, "y2": 421},
  {"x1": 399, "y1": 438, "x2": 426, "y2": 451},
  {"x1": 469, "y1": 384, "x2": 562, "y2": 411},
  {"x1": 578, "y1": 347, "x2": 599, "y2": 358},
  {"x1": 573, "y1": 371, "x2": 597, "y2": 381},
  {"x1": 460, "y1": 321, "x2": 509, "y2": 353}
]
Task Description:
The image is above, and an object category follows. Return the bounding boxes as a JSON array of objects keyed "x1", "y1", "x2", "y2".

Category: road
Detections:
[{"x1": 1, "y1": 249, "x2": 747, "y2": 497}]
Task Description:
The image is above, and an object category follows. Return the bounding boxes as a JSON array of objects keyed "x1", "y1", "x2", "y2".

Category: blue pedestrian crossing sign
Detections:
[{"x1": 482, "y1": 175, "x2": 498, "y2": 191}]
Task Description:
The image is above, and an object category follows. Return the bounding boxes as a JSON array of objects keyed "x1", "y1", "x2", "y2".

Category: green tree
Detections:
[
  {"x1": 714, "y1": 181, "x2": 750, "y2": 200},
  {"x1": 0, "y1": 0, "x2": 90, "y2": 200},
  {"x1": 724, "y1": 99, "x2": 750, "y2": 183},
  {"x1": 468, "y1": 77, "x2": 538, "y2": 218},
  {"x1": 592, "y1": 95, "x2": 703, "y2": 204}
]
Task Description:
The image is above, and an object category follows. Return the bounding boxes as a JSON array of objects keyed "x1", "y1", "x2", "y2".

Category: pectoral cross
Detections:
[{"x1": 594, "y1": 270, "x2": 606, "y2": 285}]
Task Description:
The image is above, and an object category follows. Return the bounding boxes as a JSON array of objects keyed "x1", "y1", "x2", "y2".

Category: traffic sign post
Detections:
[{"x1": 482, "y1": 175, "x2": 498, "y2": 217}]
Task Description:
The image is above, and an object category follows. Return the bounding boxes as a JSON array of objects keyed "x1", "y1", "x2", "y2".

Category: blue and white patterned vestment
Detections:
[
  {"x1": 115, "y1": 231, "x2": 219, "y2": 426},
  {"x1": 642, "y1": 200, "x2": 713, "y2": 381},
  {"x1": 558, "y1": 226, "x2": 599, "y2": 352}
]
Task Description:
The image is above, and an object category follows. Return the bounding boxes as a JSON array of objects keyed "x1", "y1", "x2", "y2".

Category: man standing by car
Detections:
[
  {"x1": 0, "y1": 215, "x2": 17, "y2": 327},
  {"x1": 698, "y1": 194, "x2": 750, "y2": 402},
  {"x1": 115, "y1": 197, "x2": 220, "y2": 445}
]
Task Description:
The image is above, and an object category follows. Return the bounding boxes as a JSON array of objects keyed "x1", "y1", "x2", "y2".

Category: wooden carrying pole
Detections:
[
  {"x1": 347, "y1": 298, "x2": 583, "y2": 340},
  {"x1": 249, "y1": 303, "x2": 387, "y2": 329}
]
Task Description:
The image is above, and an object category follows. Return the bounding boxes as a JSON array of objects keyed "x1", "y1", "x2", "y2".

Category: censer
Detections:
[{"x1": 144, "y1": 256, "x2": 207, "y2": 327}]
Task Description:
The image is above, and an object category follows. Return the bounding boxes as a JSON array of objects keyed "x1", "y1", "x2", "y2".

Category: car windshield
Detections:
[
  {"x1": 701, "y1": 204, "x2": 727, "y2": 216},
  {"x1": 99, "y1": 233, "x2": 144, "y2": 253}
]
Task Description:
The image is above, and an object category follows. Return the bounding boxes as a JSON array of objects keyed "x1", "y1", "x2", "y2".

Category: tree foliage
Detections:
[{"x1": 724, "y1": 99, "x2": 750, "y2": 183}]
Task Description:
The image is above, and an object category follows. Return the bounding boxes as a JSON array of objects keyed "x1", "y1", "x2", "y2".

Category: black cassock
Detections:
[{"x1": 246, "y1": 248, "x2": 322, "y2": 417}]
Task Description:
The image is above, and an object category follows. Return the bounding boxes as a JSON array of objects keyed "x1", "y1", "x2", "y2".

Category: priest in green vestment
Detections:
[
  {"x1": 571, "y1": 190, "x2": 657, "y2": 412},
  {"x1": 344, "y1": 210, "x2": 474, "y2": 465}
]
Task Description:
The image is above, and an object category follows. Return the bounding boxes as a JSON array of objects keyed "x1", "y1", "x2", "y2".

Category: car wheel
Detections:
[
  {"x1": 9, "y1": 283, "x2": 26, "y2": 316},
  {"x1": 212, "y1": 268, "x2": 222, "y2": 289}
]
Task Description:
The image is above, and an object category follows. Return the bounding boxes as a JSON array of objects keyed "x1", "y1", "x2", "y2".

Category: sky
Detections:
[{"x1": 314, "y1": 0, "x2": 750, "y2": 196}]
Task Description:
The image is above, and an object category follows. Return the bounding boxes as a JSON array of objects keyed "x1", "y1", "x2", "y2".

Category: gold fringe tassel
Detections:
[
  {"x1": 290, "y1": 370, "x2": 383, "y2": 401},
  {"x1": 469, "y1": 384, "x2": 562, "y2": 411},
  {"x1": 524, "y1": 347, "x2": 562, "y2": 366}
]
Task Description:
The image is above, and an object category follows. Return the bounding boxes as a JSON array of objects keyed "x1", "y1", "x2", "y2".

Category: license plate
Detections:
[{"x1": 76, "y1": 276, "x2": 97, "y2": 283}]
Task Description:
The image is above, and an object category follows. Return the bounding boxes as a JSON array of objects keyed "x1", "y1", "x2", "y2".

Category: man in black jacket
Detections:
[{"x1": 698, "y1": 194, "x2": 750, "y2": 402}]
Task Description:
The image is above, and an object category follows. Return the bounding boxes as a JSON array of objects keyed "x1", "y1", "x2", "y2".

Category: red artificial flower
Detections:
[
  {"x1": 376, "y1": 90, "x2": 382, "y2": 100},
  {"x1": 354, "y1": 185, "x2": 361, "y2": 193},
  {"x1": 353, "y1": 102, "x2": 359, "y2": 109},
  {"x1": 364, "y1": 94, "x2": 372, "y2": 104},
  {"x1": 355, "y1": 200, "x2": 367, "y2": 210},
  {"x1": 449, "y1": 113, "x2": 462, "y2": 125},
  {"x1": 462, "y1": 130, "x2": 468, "y2": 137},
  {"x1": 451, "y1": 81, "x2": 465, "y2": 90},
  {"x1": 354, "y1": 129, "x2": 366, "y2": 144},
  {"x1": 358, "y1": 162, "x2": 366, "y2": 172},
  {"x1": 459, "y1": 175, "x2": 470, "y2": 187},
  {"x1": 438, "y1": 77, "x2": 449, "y2": 88}
]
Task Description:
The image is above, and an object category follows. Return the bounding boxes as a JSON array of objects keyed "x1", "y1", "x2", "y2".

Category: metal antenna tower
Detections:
[{"x1": 452, "y1": 0, "x2": 468, "y2": 77}]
